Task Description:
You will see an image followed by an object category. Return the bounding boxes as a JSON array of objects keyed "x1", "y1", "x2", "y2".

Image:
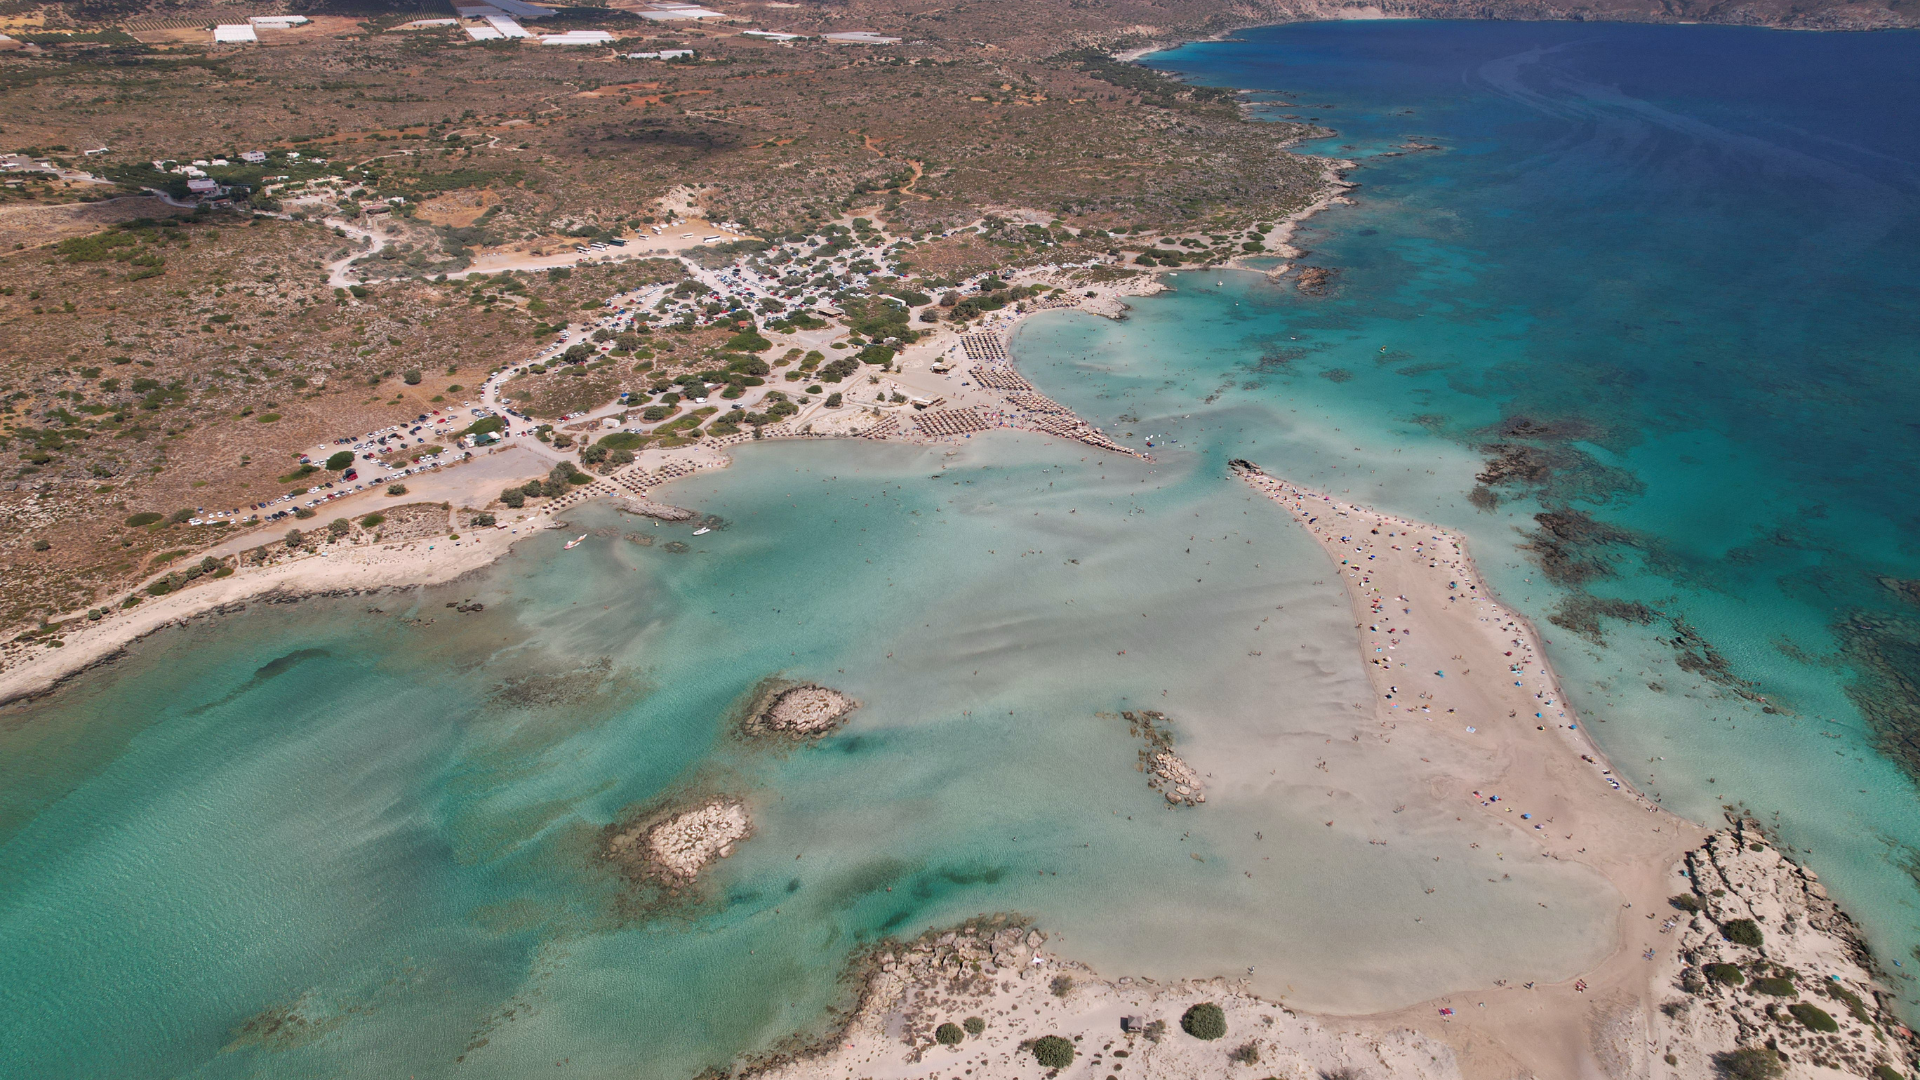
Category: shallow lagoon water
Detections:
[{"x1": 0, "y1": 436, "x2": 1615, "y2": 1078}]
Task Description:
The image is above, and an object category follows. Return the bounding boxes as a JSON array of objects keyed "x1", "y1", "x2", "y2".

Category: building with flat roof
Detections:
[{"x1": 213, "y1": 24, "x2": 258, "y2": 43}]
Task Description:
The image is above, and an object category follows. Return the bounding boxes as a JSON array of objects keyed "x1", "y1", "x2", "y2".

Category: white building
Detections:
[
  {"x1": 247, "y1": 15, "x2": 309, "y2": 28},
  {"x1": 212, "y1": 24, "x2": 258, "y2": 43},
  {"x1": 240, "y1": 150, "x2": 268, "y2": 164},
  {"x1": 482, "y1": 14, "x2": 531, "y2": 37},
  {"x1": 540, "y1": 30, "x2": 613, "y2": 44}
]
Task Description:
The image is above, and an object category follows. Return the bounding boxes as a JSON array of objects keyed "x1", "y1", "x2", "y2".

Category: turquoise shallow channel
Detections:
[{"x1": 3, "y1": 19, "x2": 1920, "y2": 1078}]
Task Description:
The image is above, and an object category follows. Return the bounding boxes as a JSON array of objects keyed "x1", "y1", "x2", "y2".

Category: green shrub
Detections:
[
  {"x1": 471, "y1": 513, "x2": 496, "y2": 527},
  {"x1": 1227, "y1": 1042, "x2": 1260, "y2": 1065},
  {"x1": 167, "y1": 508, "x2": 196, "y2": 524},
  {"x1": 935, "y1": 1023, "x2": 963, "y2": 1046},
  {"x1": 1787, "y1": 1003, "x2": 1837, "y2": 1032},
  {"x1": 293, "y1": 507, "x2": 316, "y2": 520},
  {"x1": 1713, "y1": 1047, "x2": 1782, "y2": 1080},
  {"x1": 325, "y1": 451, "x2": 354, "y2": 471},
  {"x1": 1669, "y1": 894, "x2": 1701, "y2": 914},
  {"x1": 124, "y1": 512, "x2": 162, "y2": 527},
  {"x1": 1705, "y1": 963, "x2": 1745, "y2": 986},
  {"x1": 1050, "y1": 975, "x2": 1074, "y2": 998},
  {"x1": 1750, "y1": 976, "x2": 1797, "y2": 997},
  {"x1": 1182, "y1": 1003, "x2": 1226, "y2": 1041},
  {"x1": 403, "y1": 370, "x2": 423, "y2": 385},
  {"x1": 1722, "y1": 919, "x2": 1764, "y2": 947},
  {"x1": 567, "y1": 471, "x2": 593, "y2": 486},
  {"x1": 360, "y1": 513, "x2": 386, "y2": 528},
  {"x1": 328, "y1": 517, "x2": 351, "y2": 536},
  {"x1": 500, "y1": 489, "x2": 526, "y2": 509},
  {"x1": 387, "y1": 484, "x2": 408, "y2": 496},
  {"x1": 145, "y1": 577, "x2": 173, "y2": 596},
  {"x1": 1872, "y1": 1066, "x2": 1905, "y2": 1080},
  {"x1": 962, "y1": 1016, "x2": 984, "y2": 1035},
  {"x1": 285, "y1": 529, "x2": 304, "y2": 547},
  {"x1": 1030, "y1": 1036, "x2": 1073, "y2": 1069}
]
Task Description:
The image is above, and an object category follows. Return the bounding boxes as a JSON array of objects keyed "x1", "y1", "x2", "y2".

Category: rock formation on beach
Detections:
[
  {"x1": 1652, "y1": 818, "x2": 1916, "y2": 1076},
  {"x1": 603, "y1": 799, "x2": 751, "y2": 884}
]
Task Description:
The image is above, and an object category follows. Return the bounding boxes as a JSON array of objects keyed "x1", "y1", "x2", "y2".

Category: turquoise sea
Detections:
[{"x1": 3, "y1": 21, "x2": 1920, "y2": 1077}]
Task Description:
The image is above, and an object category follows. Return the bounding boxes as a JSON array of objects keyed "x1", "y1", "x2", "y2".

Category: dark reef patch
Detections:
[
  {"x1": 1519, "y1": 509, "x2": 1643, "y2": 587},
  {"x1": 1837, "y1": 613, "x2": 1920, "y2": 780},
  {"x1": 1548, "y1": 594, "x2": 1659, "y2": 644}
]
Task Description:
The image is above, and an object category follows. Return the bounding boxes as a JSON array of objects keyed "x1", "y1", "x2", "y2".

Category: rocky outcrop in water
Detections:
[
  {"x1": 603, "y1": 799, "x2": 752, "y2": 884},
  {"x1": 741, "y1": 679, "x2": 860, "y2": 740},
  {"x1": 1121, "y1": 709, "x2": 1205, "y2": 807},
  {"x1": 618, "y1": 497, "x2": 695, "y2": 522}
]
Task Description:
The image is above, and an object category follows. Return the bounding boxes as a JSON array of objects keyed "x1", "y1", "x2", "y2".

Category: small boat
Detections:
[
  {"x1": 564, "y1": 534, "x2": 588, "y2": 549},
  {"x1": 692, "y1": 527, "x2": 711, "y2": 536}
]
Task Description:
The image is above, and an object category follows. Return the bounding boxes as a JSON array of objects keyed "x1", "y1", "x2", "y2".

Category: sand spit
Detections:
[
  {"x1": 604, "y1": 798, "x2": 752, "y2": 884},
  {"x1": 0, "y1": 520, "x2": 524, "y2": 708},
  {"x1": 749, "y1": 924, "x2": 1462, "y2": 1080},
  {"x1": 1654, "y1": 818, "x2": 1915, "y2": 1075},
  {"x1": 1230, "y1": 457, "x2": 1715, "y2": 1075}
]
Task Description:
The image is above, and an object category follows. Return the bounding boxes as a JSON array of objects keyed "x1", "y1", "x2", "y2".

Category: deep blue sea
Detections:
[{"x1": 2, "y1": 21, "x2": 1918, "y2": 1079}]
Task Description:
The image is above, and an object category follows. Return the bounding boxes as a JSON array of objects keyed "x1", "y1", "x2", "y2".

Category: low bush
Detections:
[
  {"x1": 1030, "y1": 1036, "x2": 1073, "y2": 1069},
  {"x1": 471, "y1": 513, "x2": 496, "y2": 527},
  {"x1": 962, "y1": 1016, "x2": 984, "y2": 1035},
  {"x1": 125, "y1": 512, "x2": 163, "y2": 527},
  {"x1": 1182, "y1": 1003, "x2": 1226, "y2": 1041},
  {"x1": 1227, "y1": 1042, "x2": 1260, "y2": 1065},
  {"x1": 1049, "y1": 975, "x2": 1074, "y2": 998},
  {"x1": 935, "y1": 1023, "x2": 963, "y2": 1046},
  {"x1": 328, "y1": 518, "x2": 351, "y2": 536},
  {"x1": 1705, "y1": 963, "x2": 1745, "y2": 986},
  {"x1": 500, "y1": 489, "x2": 525, "y2": 509},
  {"x1": 1669, "y1": 894, "x2": 1701, "y2": 914},
  {"x1": 387, "y1": 484, "x2": 408, "y2": 496},
  {"x1": 1787, "y1": 1003, "x2": 1838, "y2": 1032},
  {"x1": 360, "y1": 513, "x2": 386, "y2": 528},
  {"x1": 325, "y1": 451, "x2": 355, "y2": 471},
  {"x1": 1713, "y1": 1047, "x2": 1782, "y2": 1080},
  {"x1": 1722, "y1": 919, "x2": 1764, "y2": 947},
  {"x1": 1750, "y1": 975, "x2": 1797, "y2": 997}
]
